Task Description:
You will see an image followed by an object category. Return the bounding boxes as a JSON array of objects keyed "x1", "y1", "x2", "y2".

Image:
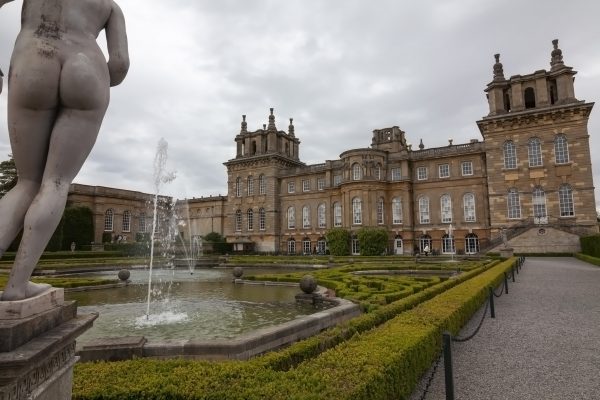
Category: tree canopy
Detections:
[{"x1": 0, "y1": 154, "x2": 17, "y2": 198}]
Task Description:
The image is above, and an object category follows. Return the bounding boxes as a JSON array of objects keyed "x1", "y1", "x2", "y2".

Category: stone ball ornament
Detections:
[
  {"x1": 299, "y1": 275, "x2": 317, "y2": 294},
  {"x1": 232, "y1": 267, "x2": 244, "y2": 278},
  {"x1": 118, "y1": 269, "x2": 131, "y2": 281}
]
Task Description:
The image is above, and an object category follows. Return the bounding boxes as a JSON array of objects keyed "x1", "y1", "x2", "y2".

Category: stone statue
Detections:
[
  {"x1": 501, "y1": 227, "x2": 508, "y2": 248},
  {"x1": 0, "y1": 0, "x2": 129, "y2": 301}
]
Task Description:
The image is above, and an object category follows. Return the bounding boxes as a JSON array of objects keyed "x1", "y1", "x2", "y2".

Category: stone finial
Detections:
[
  {"x1": 263, "y1": 123, "x2": 267, "y2": 130},
  {"x1": 288, "y1": 118, "x2": 295, "y2": 137},
  {"x1": 419, "y1": 138, "x2": 424, "y2": 150},
  {"x1": 267, "y1": 107, "x2": 277, "y2": 132},
  {"x1": 240, "y1": 115, "x2": 247, "y2": 134},
  {"x1": 493, "y1": 53, "x2": 505, "y2": 81},
  {"x1": 550, "y1": 39, "x2": 564, "y2": 70}
]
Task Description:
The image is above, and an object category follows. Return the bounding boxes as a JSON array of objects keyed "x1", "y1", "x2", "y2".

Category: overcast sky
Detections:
[{"x1": 1, "y1": 0, "x2": 599, "y2": 210}]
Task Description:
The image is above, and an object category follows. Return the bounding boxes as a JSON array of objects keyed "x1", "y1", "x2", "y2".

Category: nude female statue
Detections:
[{"x1": 0, "y1": 0, "x2": 129, "y2": 300}]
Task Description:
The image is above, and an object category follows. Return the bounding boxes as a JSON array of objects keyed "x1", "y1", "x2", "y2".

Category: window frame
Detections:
[
  {"x1": 461, "y1": 161, "x2": 473, "y2": 176},
  {"x1": 391, "y1": 167, "x2": 401, "y2": 181},
  {"x1": 419, "y1": 197, "x2": 430, "y2": 224},
  {"x1": 438, "y1": 164, "x2": 450, "y2": 179},
  {"x1": 122, "y1": 210, "x2": 131, "y2": 232},
  {"x1": 287, "y1": 181, "x2": 295, "y2": 194},
  {"x1": 352, "y1": 197, "x2": 362, "y2": 225},
  {"x1": 392, "y1": 197, "x2": 403, "y2": 225},
  {"x1": 554, "y1": 134, "x2": 570, "y2": 164},
  {"x1": 558, "y1": 184, "x2": 575, "y2": 217},
  {"x1": 527, "y1": 138, "x2": 543, "y2": 167},
  {"x1": 417, "y1": 166, "x2": 428, "y2": 181},
  {"x1": 503, "y1": 141, "x2": 517, "y2": 169}
]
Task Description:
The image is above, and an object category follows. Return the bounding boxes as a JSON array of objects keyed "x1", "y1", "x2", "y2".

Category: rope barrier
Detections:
[
  {"x1": 452, "y1": 299, "x2": 490, "y2": 343},
  {"x1": 493, "y1": 280, "x2": 505, "y2": 298},
  {"x1": 418, "y1": 353, "x2": 443, "y2": 400}
]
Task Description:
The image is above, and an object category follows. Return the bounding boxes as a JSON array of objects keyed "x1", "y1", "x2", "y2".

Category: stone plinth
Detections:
[
  {"x1": 500, "y1": 247, "x2": 514, "y2": 258},
  {"x1": 0, "y1": 288, "x2": 97, "y2": 400}
]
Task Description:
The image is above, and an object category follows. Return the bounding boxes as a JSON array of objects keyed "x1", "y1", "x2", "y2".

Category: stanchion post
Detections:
[
  {"x1": 511, "y1": 266, "x2": 516, "y2": 282},
  {"x1": 504, "y1": 272, "x2": 509, "y2": 294},
  {"x1": 489, "y1": 287, "x2": 495, "y2": 319},
  {"x1": 443, "y1": 332, "x2": 455, "y2": 400},
  {"x1": 516, "y1": 261, "x2": 519, "y2": 274}
]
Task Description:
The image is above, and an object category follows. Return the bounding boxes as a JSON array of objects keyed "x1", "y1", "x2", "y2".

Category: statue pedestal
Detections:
[
  {"x1": 500, "y1": 247, "x2": 514, "y2": 258},
  {"x1": 0, "y1": 288, "x2": 97, "y2": 400}
]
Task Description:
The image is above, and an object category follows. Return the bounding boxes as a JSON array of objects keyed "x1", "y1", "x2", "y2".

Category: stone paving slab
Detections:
[{"x1": 410, "y1": 257, "x2": 600, "y2": 400}]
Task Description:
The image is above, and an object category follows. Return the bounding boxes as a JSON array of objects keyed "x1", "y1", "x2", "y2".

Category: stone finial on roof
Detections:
[
  {"x1": 550, "y1": 39, "x2": 564, "y2": 70},
  {"x1": 419, "y1": 138, "x2": 424, "y2": 150},
  {"x1": 263, "y1": 123, "x2": 267, "y2": 131},
  {"x1": 288, "y1": 118, "x2": 295, "y2": 137},
  {"x1": 240, "y1": 115, "x2": 247, "y2": 134},
  {"x1": 267, "y1": 108, "x2": 277, "y2": 132},
  {"x1": 493, "y1": 53, "x2": 505, "y2": 81}
]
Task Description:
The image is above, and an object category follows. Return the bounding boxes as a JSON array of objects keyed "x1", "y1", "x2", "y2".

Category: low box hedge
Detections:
[{"x1": 575, "y1": 252, "x2": 600, "y2": 267}]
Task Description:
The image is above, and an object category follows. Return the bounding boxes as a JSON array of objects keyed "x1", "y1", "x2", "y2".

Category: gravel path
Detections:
[{"x1": 409, "y1": 257, "x2": 600, "y2": 400}]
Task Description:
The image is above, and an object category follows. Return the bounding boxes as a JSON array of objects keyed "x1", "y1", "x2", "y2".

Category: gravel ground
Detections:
[{"x1": 409, "y1": 257, "x2": 600, "y2": 400}]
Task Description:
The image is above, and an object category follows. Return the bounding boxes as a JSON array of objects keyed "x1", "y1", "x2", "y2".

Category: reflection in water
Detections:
[{"x1": 68, "y1": 268, "x2": 324, "y2": 344}]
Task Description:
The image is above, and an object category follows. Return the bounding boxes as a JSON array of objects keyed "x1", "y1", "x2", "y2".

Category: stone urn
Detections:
[
  {"x1": 299, "y1": 275, "x2": 317, "y2": 294},
  {"x1": 118, "y1": 269, "x2": 131, "y2": 281},
  {"x1": 232, "y1": 267, "x2": 244, "y2": 279}
]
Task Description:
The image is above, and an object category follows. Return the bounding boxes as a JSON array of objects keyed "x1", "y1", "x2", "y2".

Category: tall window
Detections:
[
  {"x1": 442, "y1": 234, "x2": 455, "y2": 254},
  {"x1": 558, "y1": 184, "x2": 574, "y2": 217},
  {"x1": 461, "y1": 161, "x2": 473, "y2": 176},
  {"x1": 247, "y1": 209, "x2": 254, "y2": 230},
  {"x1": 391, "y1": 167, "x2": 401, "y2": 181},
  {"x1": 377, "y1": 197, "x2": 384, "y2": 224},
  {"x1": 554, "y1": 134, "x2": 570, "y2": 164},
  {"x1": 507, "y1": 188, "x2": 521, "y2": 219},
  {"x1": 333, "y1": 175, "x2": 342, "y2": 186},
  {"x1": 235, "y1": 209, "x2": 242, "y2": 231},
  {"x1": 259, "y1": 208, "x2": 266, "y2": 230},
  {"x1": 532, "y1": 186, "x2": 547, "y2": 221},
  {"x1": 287, "y1": 182, "x2": 295, "y2": 193},
  {"x1": 104, "y1": 209, "x2": 114, "y2": 231},
  {"x1": 302, "y1": 206, "x2": 310, "y2": 228},
  {"x1": 503, "y1": 141, "x2": 517, "y2": 169},
  {"x1": 318, "y1": 204, "x2": 326, "y2": 228},
  {"x1": 317, "y1": 178, "x2": 325, "y2": 191},
  {"x1": 392, "y1": 197, "x2": 402, "y2": 224},
  {"x1": 352, "y1": 197, "x2": 362, "y2": 225},
  {"x1": 287, "y1": 207, "x2": 295, "y2": 229},
  {"x1": 438, "y1": 164, "x2": 450, "y2": 178},
  {"x1": 441, "y1": 195, "x2": 452, "y2": 223},
  {"x1": 528, "y1": 138, "x2": 543, "y2": 167},
  {"x1": 122, "y1": 210, "x2": 131, "y2": 232},
  {"x1": 419, "y1": 197, "x2": 430, "y2": 224},
  {"x1": 334, "y1": 202, "x2": 342, "y2": 227},
  {"x1": 235, "y1": 177, "x2": 242, "y2": 197},
  {"x1": 139, "y1": 212, "x2": 146, "y2": 233},
  {"x1": 375, "y1": 164, "x2": 382, "y2": 180},
  {"x1": 287, "y1": 239, "x2": 296, "y2": 254},
  {"x1": 417, "y1": 166, "x2": 428, "y2": 180},
  {"x1": 351, "y1": 235, "x2": 360, "y2": 255},
  {"x1": 259, "y1": 174, "x2": 266, "y2": 195},
  {"x1": 463, "y1": 193, "x2": 476, "y2": 222},
  {"x1": 419, "y1": 235, "x2": 432, "y2": 253},
  {"x1": 247, "y1": 176, "x2": 254, "y2": 195},
  {"x1": 465, "y1": 233, "x2": 479, "y2": 254},
  {"x1": 352, "y1": 163, "x2": 362, "y2": 180},
  {"x1": 316, "y1": 238, "x2": 326, "y2": 254},
  {"x1": 302, "y1": 180, "x2": 310, "y2": 192},
  {"x1": 302, "y1": 238, "x2": 311, "y2": 255}
]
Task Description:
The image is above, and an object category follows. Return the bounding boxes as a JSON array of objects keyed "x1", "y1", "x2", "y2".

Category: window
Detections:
[
  {"x1": 317, "y1": 178, "x2": 325, "y2": 191},
  {"x1": 139, "y1": 213, "x2": 146, "y2": 233},
  {"x1": 259, "y1": 208, "x2": 266, "y2": 230},
  {"x1": 377, "y1": 197, "x2": 384, "y2": 224},
  {"x1": 465, "y1": 234, "x2": 480, "y2": 254},
  {"x1": 554, "y1": 134, "x2": 570, "y2": 164},
  {"x1": 247, "y1": 209, "x2": 254, "y2": 231},
  {"x1": 302, "y1": 206, "x2": 310, "y2": 228},
  {"x1": 351, "y1": 236, "x2": 360, "y2": 255},
  {"x1": 375, "y1": 164, "x2": 382, "y2": 180},
  {"x1": 507, "y1": 188, "x2": 521, "y2": 219},
  {"x1": 352, "y1": 197, "x2": 362, "y2": 225},
  {"x1": 441, "y1": 195, "x2": 452, "y2": 223},
  {"x1": 419, "y1": 197, "x2": 430, "y2": 224},
  {"x1": 392, "y1": 197, "x2": 403, "y2": 224},
  {"x1": 391, "y1": 167, "x2": 401, "y2": 181},
  {"x1": 316, "y1": 238, "x2": 326, "y2": 254},
  {"x1": 419, "y1": 235, "x2": 432, "y2": 254},
  {"x1": 247, "y1": 176, "x2": 254, "y2": 195},
  {"x1": 558, "y1": 184, "x2": 574, "y2": 217},
  {"x1": 287, "y1": 181, "x2": 295, "y2": 193},
  {"x1": 438, "y1": 164, "x2": 450, "y2": 178},
  {"x1": 528, "y1": 138, "x2": 543, "y2": 167},
  {"x1": 463, "y1": 193, "x2": 476, "y2": 222},
  {"x1": 333, "y1": 175, "x2": 342, "y2": 186},
  {"x1": 287, "y1": 239, "x2": 296, "y2": 254},
  {"x1": 302, "y1": 180, "x2": 310, "y2": 192},
  {"x1": 259, "y1": 174, "x2": 266, "y2": 195},
  {"x1": 235, "y1": 177, "x2": 242, "y2": 197},
  {"x1": 333, "y1": 202, "x2": 342, "y2": 227},
  {"x1": 442, "y1": 234, "x2": 455, "y2": 254},
  {"x1": 235, "y1": 209, "x2": 242, "y2": 231},
  {"x1": 352, "y1": 163, "x2": 362, "y2": 180},
  {"x1": 532, "y1": 186, "x2": 547, "y2": 222},
  {"x1": 287, "y1": 207, "x2": 295, "y2": 229},
  {"x1": 503, "y1": 141, "x2": 517, "y2": 169},
  {"x1": 417, "y1": 166, "x2": 428, "y2": 180},
  {"x1": 318, "y1": 204, "x2": 326, "y2": 228},
  {"x1": 302, "y1": 238, "x2": 311, "y2": 255},
  {"x1": 104, "y1": 209, "x2": 114, "y2": 231},
  {"x1": 122, "y1": 210, "x2": 131, "y2": 232},
  {"x1": 461, "y1": 161, "x2": 473, "y2": 176}
]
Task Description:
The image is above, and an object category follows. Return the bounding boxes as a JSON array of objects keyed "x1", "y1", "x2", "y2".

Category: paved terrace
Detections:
[{"x1": 410, "y1": 257, "x2": 600, "y2": 400}]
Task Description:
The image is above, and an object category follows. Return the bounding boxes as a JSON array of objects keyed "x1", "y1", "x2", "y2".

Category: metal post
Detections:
[
  {"x1": 511, "y1": 266, "x2": 516, "y2": 282},
  {"x1": 516, "y1": 261, "x2": 519, "y2": 274},
  {"x1": 489, "y1": 287, "x2": 495, "y2": 319},
  {"x1": 504, "y1": 272, "x2": 509, "y2": 294},
  {"x1": 443, "y1": 332, "x2": 455, "y2": 400}
]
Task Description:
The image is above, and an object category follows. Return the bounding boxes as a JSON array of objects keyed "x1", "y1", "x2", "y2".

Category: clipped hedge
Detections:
[
  {"x1": 575, "y1": 252, "x2": 600, "y2": 267},
  {"x1": 73, "y1": 258, "x2": 514, "y2": 400},
  {"x1": 580, "y1": 234, "x2": 600, "y2": 258}
]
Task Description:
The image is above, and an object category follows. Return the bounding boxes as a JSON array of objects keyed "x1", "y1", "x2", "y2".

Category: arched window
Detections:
[
  {"x1": 333, "y1": 202, "x2": 342, "y2": 227},
  {"x1": 558, "y1": 184, "x2": 574, "y2": 217},
  {"x1": 259, "y1": 208, "x2": 266, "y2": 230},
  {"x1": 507, "y1": 188, "x2": 521, "y2": 219},
  {"x1": 419, "y1": 197, "x2": 430, "y2": 224},
  {"x1": 463, "y1": 193, "x2": 476, "y2": 222},
  {"x1": 503, "y1": 141, "x2": 517, "y2": 169},
  {"x1": 247, "y1": 176, "x2": 254, "y2": 195},
  {"x1": 104, "y1": 209, "x2": 114, "y2": 231},
  {"x1": 441, "y1": 195, "x2": 452, "y2": 223},
  {"x1": 287, "y1": 207, "x2": 296, "y2": 229},
  {"x1": 122, "y1": 210, "x2": 131, "y2": 232},
  {"x1": 287, "y1": 238, "x2": 296, "y2": 254},
  {"x1": 235, "y1": 210, "x2": 242, "y2": 231},
  {"x1": 352, "y1": 163, "x2": 362, "y2": 180},
  {"x1": 419, "y1": 234, "x2": 432, "y2": 254},
  {"x1": 318, "y1": 204, "x2": 326, "y2": 228},
  {"x1": 247, "y1": 209, "x2": 254, "y2": 231},
  {"x1": 259, "y1": 174, "x2": 266, "y2": 195},
  {"x1": 139, "y1": 212, "x2": 146, "y2": 233},
  {"x1": 532, "y1": 186, "x2": 547, "y2": 222},
  {"x1": 377, "y1": 197, "x2": 384, "y2": 224},
  {"x1": 392, "y1": 197, "x2": 403, "y2": 224},
  {"x1": 302, "y1": 238, "x2": 311, "y2": 255},
  {"x1": 465, "y1": 233, "x2": 479, "y2": 254},
  {"x1": 302, "y1": 206, "x2": 310, "y2": 228},
  {"x1": 235, "y1": 177, "x2": 242, "y2": 197},
  {"x1": 442, "y1": 234, "x2": 455, "y2": 254},
  {"x1": 554, "y1": 134, "x2": 570, "y2": 164},
  {"x1": 352, "y1": 197, "x2": 362, "y2": 225},
  {"x1": 528, "y1": 138, "x2": 543, "y2": 167},
  {"x1": 524, "y1": 87, "x2": 536, "y2": 108}
]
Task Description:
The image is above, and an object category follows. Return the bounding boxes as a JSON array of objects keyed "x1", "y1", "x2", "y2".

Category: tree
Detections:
[
  {"x1": 203, "y1": 232, "x2": 231, "y2": 254},
  {"x1": 0, "y1": 154, "x2": 17, "y2": 198},
  {"x1": 325, "y1": 228, "x2": 351, "y2": 256},
  {"x1": 357, "y1": 227, "x2": 389, "y2": 256}
]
